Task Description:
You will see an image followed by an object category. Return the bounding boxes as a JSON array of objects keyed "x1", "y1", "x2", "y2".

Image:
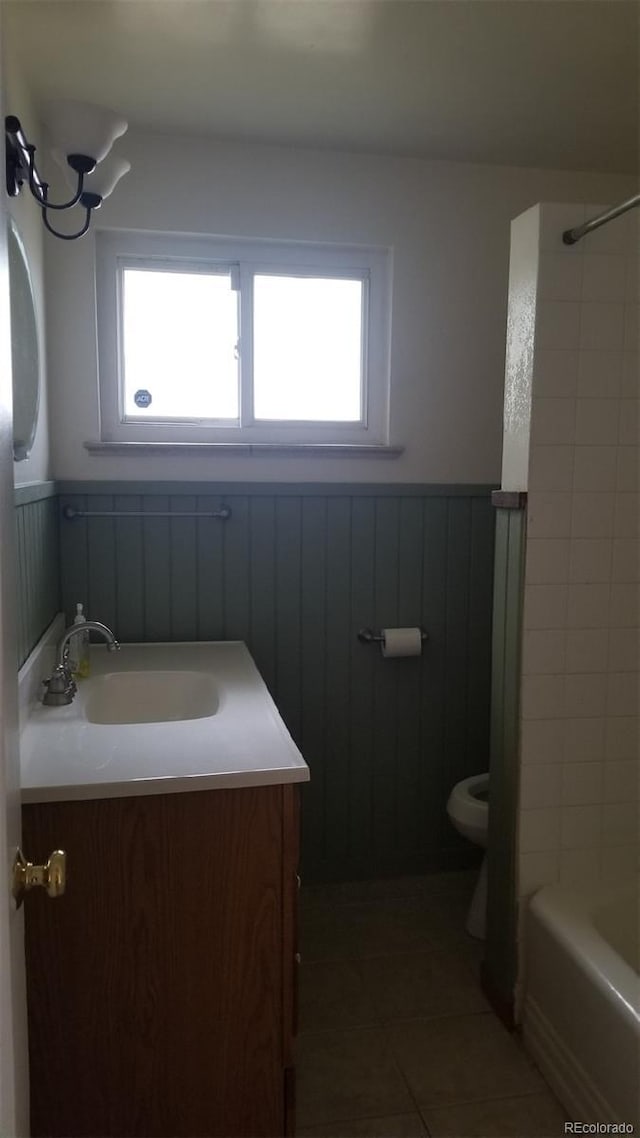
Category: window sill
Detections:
[{"x1": 84, "y1": 441, "x2": 404, "y2": 458}]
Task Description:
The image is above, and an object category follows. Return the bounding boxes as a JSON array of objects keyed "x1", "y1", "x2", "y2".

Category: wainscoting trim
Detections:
[
  {"x1": 14, "y1": 480, "x2": 57, "y2": 506},
  {"x1": 57, "y1": 481, "x2": 497, "y2": 498}
]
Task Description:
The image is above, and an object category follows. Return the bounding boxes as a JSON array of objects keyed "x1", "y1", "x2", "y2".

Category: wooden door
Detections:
[
  {"x1": 23, "y1": 785, "x2": 287, "y2": 1137},
  {"x1": 0, "y1": 18, "x2": 30, "y2": 1133}
]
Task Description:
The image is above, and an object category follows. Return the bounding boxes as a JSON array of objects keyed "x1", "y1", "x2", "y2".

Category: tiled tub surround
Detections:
[
  {"x1": 13, "y1": 481, "x2": 496, "y2": 883},
  {"x1": 505, "y1": 202, "x2": 639, "y2": 898}
]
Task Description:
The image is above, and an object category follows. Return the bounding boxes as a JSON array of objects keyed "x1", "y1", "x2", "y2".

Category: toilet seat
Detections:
[
  {"x1": 446, "y1": 773, "x2": 489, "y2": 849},
  {"x1": 447, "y1": 773, "x2": 489, "y2": 828}
]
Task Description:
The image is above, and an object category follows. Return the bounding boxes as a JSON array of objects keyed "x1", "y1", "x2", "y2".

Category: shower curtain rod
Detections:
[{"x1": 562, "y1": 192, "x2": 640, "y2": 245}]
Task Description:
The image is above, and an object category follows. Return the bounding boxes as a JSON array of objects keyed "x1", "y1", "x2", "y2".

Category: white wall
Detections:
[
  {"x1": 45, "y1": 128, "x2": 635, "y2": 483},
  {"x1": 500, "y1": 205, "x2": 540, "y2": 491},
  {"x1": 513, "y1": 202, "x2": 639, "y2": 896},
  {"x1": 4, "y1": 57, "x2": 51, "y2": 487}
]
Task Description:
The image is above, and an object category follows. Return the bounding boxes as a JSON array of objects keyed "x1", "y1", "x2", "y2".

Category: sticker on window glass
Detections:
[{"x1": 134, "y1": 389, "x2": 152, "y2": 409}]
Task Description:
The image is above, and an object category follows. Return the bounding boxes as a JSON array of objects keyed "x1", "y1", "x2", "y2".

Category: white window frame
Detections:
[{"x1": 95, "y1": 229, "x2": 391, "y2": 446}]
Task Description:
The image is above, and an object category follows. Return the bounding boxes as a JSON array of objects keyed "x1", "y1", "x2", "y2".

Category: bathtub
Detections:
[{"x1": 522, "y1": 882, "x2": 640, "y2": 1127}]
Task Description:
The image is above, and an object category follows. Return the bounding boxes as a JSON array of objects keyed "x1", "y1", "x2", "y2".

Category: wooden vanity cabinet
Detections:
[{"x1": 22, "y1": 783, "x2": 300, "y2": 1138}]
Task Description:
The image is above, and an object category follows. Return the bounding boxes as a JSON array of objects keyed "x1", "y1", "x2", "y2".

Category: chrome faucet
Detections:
[{"x1": 42, "y1": 621, "x2": 121, "y2": 706}]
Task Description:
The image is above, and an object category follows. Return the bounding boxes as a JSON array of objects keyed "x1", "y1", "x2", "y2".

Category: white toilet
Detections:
[{"x1": 446, "y1": 773, "x2": 489, "y2": 939}]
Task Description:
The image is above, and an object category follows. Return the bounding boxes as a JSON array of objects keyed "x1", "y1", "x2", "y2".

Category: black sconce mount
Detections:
[{"x1": 5, "y1": 107, "x2": 129, "y2": 240}]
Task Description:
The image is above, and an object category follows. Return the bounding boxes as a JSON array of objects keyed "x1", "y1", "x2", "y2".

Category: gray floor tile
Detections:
[
  {"x1": 302, "y1": 877, "x2": 427, "y2": 906},
  {"x1": 301, "y1": 870, "x2": 478, "y2": 910},
  {"x1": 422, "y1": 1091, "x2": 568, "y2": 1136},
  {"x1": 419, "y1": 893, "x2": 477, "y2": 951},
  {"x1": 296, "y1": 1028, "x2": 414, "y2": 1127},
  {"x1": 351, "y1": 898, "x2": 441, "y2": 957},
  {"x1": 297, "y1": 1112, "x2": 428, "y2": 1137},
  {"x1": 361, "y1": 950, "x2": 489, "y2": 1022},
  {"x1": 418, "y1": 869, "x2": 479, "y2": 898},
  {"x1": 454, "y1": 934, "x2": 485, "y2": 980},
  {"x1": 299, "y1": 960, "x2": 379, "y2": 1032},
  {"x1": 388, "y1": 1014, "x2": 545, "y2": 1109},
  {"x1": 296, "y1": 876, "x2": 562, "y2": 1138},
  {"x1": 300, "y1": 903, "x2": 361, "y2": 962}
]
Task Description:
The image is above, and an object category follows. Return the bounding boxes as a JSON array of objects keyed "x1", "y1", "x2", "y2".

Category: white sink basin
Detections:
[
  {"x1": 84, "y1": 670, "x2": 219, "y2": 725},
  {"x1": 20, "y1": 640, "x2": 309, "y2": 803}
]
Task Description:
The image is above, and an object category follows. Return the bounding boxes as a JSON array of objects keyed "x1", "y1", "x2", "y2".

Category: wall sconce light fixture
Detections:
[{"x1": 5, "y1": 100, "x2": 131, "y2": 240}]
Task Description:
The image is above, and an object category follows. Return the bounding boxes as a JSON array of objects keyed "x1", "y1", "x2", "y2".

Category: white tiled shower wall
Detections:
[{"x1": 505, "y1": 203, "x2": 639, "y2": 896}]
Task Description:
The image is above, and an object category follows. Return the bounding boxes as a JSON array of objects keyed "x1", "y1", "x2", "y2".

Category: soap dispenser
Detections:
[{"x1": 68, "y1": 603, "x2": 90, "y2": 678}]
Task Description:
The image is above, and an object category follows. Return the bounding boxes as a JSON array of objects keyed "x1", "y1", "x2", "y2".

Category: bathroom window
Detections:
[{"x1": 95, "y1": 230, "x2": 391, "y2": 447}]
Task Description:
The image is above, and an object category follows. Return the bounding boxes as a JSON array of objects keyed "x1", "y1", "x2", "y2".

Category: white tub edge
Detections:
[
  {"x1": 529, "y1": 884, "x2": 639, "y2": 1032},
  {"x1": 524, "y1": 881, "x2": 640, "y2": 1126},
  {"x1": 523, "y1": 995, "x2": 619, "y2": 1125}
]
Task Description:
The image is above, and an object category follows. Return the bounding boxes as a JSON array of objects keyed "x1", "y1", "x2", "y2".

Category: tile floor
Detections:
[{"x1": 295, "y1": 871, "x2": 567, "y2": 1138}]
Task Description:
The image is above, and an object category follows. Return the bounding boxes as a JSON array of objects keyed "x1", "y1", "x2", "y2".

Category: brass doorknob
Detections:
[{"x1": 12, "y1": 848, "x2": 66, "y2": 908}]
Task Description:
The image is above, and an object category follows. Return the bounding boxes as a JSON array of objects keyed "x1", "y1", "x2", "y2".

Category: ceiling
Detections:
[{"x1": 4, "y1": 0, "x2": 639, "y2": 174}]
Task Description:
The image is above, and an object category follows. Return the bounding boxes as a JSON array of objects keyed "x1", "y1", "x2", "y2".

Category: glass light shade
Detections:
[
  {"x1": 45, "y1": 99, "x2": 127, "y2": 163},
  {"x1": 83, "y1": 154, "x2": 131, "y2": 200}
]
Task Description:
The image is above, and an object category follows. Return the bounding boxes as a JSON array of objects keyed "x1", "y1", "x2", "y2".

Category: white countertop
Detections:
[{"x1": 21, "y1": 641, "x2": 309, "y2": 803}]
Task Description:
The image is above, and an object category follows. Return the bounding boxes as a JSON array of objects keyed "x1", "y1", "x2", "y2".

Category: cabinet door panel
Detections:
[{"x1": 23, "y1": 786, "x2": 284, "y2": 1137}]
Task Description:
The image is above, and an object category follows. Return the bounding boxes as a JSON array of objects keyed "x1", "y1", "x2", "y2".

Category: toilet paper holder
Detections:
[{"x1": 357, "y1": 627, "x2": 429, "y2": 645}]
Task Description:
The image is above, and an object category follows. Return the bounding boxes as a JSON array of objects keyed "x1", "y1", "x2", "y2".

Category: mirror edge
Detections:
[{"x1": 8, "y1": 215, "x2": 41, "y2": 464}]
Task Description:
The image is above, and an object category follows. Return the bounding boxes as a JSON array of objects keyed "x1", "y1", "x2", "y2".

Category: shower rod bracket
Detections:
[{"x1": 562, "y1": 192, "x2": 640, "y2": 246}]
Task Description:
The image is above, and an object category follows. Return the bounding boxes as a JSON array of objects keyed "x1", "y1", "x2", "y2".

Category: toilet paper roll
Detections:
[{"x1": 381, "y1": 627, "x2": 423, "y2": 658}]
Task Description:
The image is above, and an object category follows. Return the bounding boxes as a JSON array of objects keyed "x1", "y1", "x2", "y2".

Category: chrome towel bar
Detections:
[{"x1": 63, "y1": 505, "x2": 232, "y2": 521}]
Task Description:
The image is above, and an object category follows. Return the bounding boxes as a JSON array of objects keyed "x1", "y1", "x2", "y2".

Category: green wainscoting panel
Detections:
[
  {"x1": 484, "y1": 506, "x2": 526, "y2": 1015},
  {"x1": 14, "y1": 486, "x2": 60, "y2": 668},
  {"x1": 57, "y1": 483, "x2": 496, "y2": 882}
]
